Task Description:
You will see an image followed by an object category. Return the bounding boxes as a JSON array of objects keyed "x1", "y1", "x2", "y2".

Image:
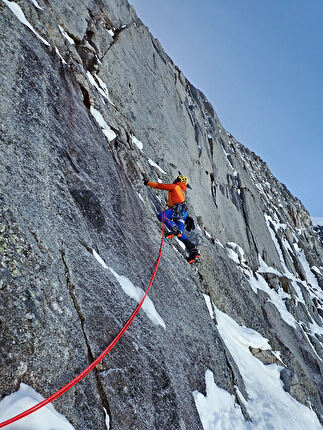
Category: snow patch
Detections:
[
  {"x1": 264, "y1": 214, "x2": 286, "y2": 266},
  {"x1": 137, "y1": 193, "x2": 145, "y2": 204},
  {"x1": 148, "y1": 159, "x2": 166, "y2": 174},
  {"x1": 87, "y1": 72, "x2": 114, "y2": 105},
  {"x1": 204, "y1": 229, "x2": 213, "y2": 239},
  {"x1": 264, "y1": 214, "x2": 305, "y2": 302},
  {"x1": 215, "y1": 239, "x2": 224, "y2": 248},
  {"x1": 58, "y1": 25, "x2": 74, "y2": 44},
  {"x1": 226, "y1": 247, "x2": 240, "y2": 264},
  {"x1": 0, "y1": 383, "x2": 75, "y2": 429},
  {"x1": 311, "y1": 266, "x2": 321, "y2": 275},
  {"x1": 255, "y1": 183, "x2": 264, "y2": 193},
  {"x1": 193, "y1": 369, "x2": 246, "y2": 430},
  {"x1": 175, "y1": 237, "x2": 186, "y2": 250},
  {"x1": 257, "y1": 255, "x2": 282, "y2": 276},
  {"x1": 109, "y1": 267, "x2": 166, "y2": 329},
  {"x1": 219, "y1": 141, "x2": 234, "y2": 170},
  {"x1": 90, "y1": 106, "x2": 116, "y2": 142},
  {"x1": 92, "y1": 249, "x2": 108, "y2": 270},
  {"x1": 226, "y1": 242, "x2": 248, "y2": 267},
  {"x1": 171, "y1": 244, "x2": 183, "y2": 256},
  {"x1": 248, "y1": 233, "x2": 322, "y2": 338},
  {"x1": 54, "y1": 46, "x2": 67, "y2": 64},
  {"x1": 3, "y1": 0, "x2": 50, "y2": 46},
  {"x1": 29, "y1": 0, "x2": 42, "y2": 9},
  {"x1": 272, "y1": 350, "x2": 285, "y2": 365},
  {"x1": 131, "y1": 135, "x2": 143, "y2": 151},
  {"x1": 104, "y1": 408, "x2": 110, "y2": 429},
  {"x1": 309, "y1": 320, "x2": 323, "y2": 336},
  {"x1": 203, "y1": 294, "x2": 214, "y2": 319},
  {"x1": 95, "y1": 75, "x2": 114, "y2": 105},
  {"x1": 220, "y1": 221, "x2": 305, "y2": 327},
  {"x1": 92, "y1": 250, "x2": 166, "y2": 329},
  {"x1": 243, "y1": 268, "x2": 297, "y2": 328},
  {"x1": 293, "y1": 242, "x2": 321, "y2": 291}
]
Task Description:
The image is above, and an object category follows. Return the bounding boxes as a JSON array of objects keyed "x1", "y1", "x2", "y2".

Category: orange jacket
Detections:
[{"x1": 147, "y1": 181, "x2": 186, "y2": 208}]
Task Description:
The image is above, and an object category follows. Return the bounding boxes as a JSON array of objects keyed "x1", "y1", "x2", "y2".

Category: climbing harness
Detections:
[
  {"x1": 0, "y1": 218, "x2": 165, "y2": 428},
  {"x1": 171, "y1": 202, "x2": 187, "y2": 221}
]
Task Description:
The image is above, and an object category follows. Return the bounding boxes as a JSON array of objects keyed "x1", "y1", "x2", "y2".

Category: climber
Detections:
[{"x1": 143, "y1": 174, "x2": 200, "y2": 263}]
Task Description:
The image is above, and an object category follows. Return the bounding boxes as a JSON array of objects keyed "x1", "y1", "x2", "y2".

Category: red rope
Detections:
[{"x1": 0, "y1": 219, "x2": 165, "y2": 428}]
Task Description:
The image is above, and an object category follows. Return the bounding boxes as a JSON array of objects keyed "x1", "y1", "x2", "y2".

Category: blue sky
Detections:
[{"x1": 130, "y1": 0, "x2": 322, "y2": 216}]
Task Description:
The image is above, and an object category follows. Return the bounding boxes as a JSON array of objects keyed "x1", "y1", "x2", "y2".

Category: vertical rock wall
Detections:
[{"x1": 0, "y1": 0, "x2": 322, "y2": 428}]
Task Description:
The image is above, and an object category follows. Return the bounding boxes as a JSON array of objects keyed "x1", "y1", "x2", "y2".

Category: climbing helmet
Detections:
[{"x1": 175, "y1": 175, "x2": 189, "y2": 185}]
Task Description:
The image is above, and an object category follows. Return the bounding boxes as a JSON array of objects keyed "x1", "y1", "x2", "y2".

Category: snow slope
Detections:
[{"x1": 194, "y1": 296, "x2": 322, "y2": 430}]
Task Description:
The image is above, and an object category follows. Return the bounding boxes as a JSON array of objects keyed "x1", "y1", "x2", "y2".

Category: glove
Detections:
[
  {"x1": 185, "y1": 216, "x2": 195, "y2": 231},
  {"x1": 143, "y1": 179, "x2": 149, "y2": 185}
]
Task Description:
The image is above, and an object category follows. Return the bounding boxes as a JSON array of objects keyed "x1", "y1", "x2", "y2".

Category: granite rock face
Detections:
[
  {"x1": 0, "y1": 0, "x2": 322, "y2": 429},
  {"x1": 314, "y1": 224, "x2": 323, "y2": 245}
]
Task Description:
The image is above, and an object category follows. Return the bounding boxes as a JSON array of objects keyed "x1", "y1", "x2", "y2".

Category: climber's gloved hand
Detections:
[
  {"x1": 143, "y1": 179, "x2": 149, "y2": 185},
  {"x1": 185, "y1": 216, "x2": 195, "y2": 231}
]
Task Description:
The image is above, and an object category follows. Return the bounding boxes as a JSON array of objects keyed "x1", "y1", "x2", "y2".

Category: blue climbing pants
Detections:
[{"x1": 158, "y1": 207, "x2": 188, "y2": 242}]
